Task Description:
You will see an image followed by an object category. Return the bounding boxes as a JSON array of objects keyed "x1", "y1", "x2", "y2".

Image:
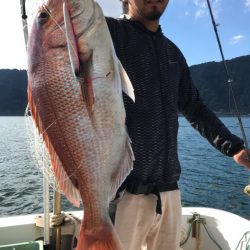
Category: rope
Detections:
[
  {"x1": 235, "y1": 231, "x2": 250, "y2": 250},
  {"x1": 64, "y1": 213, "x2": 81, "y2": 250},
  {"x1": 180, "y1": 218, "x2": 196, "y2": 246},
  {"x1": 49, "y1": 212, "x2": 81, "y2": 249},
  {"x1": 50, "y1": 212, "x2": 66, "y2": 227},
  {"x1": 202, "y1": 223, "x2": 223, "y2": 250},
  {"x1": 181, "y1": 215, "x2": 250, "y2": 250},
  {"x1": 180, "y1": 217, "x2": 223, "y2": 250}
]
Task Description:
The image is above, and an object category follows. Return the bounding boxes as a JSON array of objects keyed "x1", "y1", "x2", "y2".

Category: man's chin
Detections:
[{"x1": 144, "y1": 11, "x2": 162, "y2": 21}]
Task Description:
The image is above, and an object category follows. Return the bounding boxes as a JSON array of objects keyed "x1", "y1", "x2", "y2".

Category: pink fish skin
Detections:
[{"x1": 27, "y1": 0, "x2": 134, "y2": 249}]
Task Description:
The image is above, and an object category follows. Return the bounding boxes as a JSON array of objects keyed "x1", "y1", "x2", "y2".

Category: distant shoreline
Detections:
[
  {"x1": 178, "y1": 113, "x2": 250, "y2": 117},
  {"x1": 1, "y1": 113, "x2": 250, "y2": 117}
]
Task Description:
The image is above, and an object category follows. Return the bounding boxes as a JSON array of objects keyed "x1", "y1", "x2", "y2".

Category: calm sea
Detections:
[{"x1": 0, "y1": 116, "x2": 249, "y2": 219}]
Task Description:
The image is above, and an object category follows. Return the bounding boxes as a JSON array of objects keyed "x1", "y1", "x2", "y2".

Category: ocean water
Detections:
[{"x1": 0, "y1": 116, "x2": 249, "y2": 219}]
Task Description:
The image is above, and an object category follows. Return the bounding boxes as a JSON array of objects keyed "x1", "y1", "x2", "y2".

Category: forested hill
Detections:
[
  {"x1": 0, "y1": 55, "x2": 249, "y2": 116},
  {"x1": 190, "y1": 55, "x2": 250, "y2": 115},
  {"x1": 0, "y1": 69, "x2": 27, "y2": 116}
]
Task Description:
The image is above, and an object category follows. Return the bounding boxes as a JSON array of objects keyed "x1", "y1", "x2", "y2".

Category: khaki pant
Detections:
[{"x1": 114, "y1": 190, "x2": 182, "y2": 250}]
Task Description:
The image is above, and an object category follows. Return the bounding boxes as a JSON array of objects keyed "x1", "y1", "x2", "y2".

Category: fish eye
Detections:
[{"x1": 38, "y1": 11, "x2": 49, "y2": 24}]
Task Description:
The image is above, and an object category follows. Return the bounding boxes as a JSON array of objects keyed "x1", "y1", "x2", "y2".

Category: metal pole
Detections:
[
  {"x1": 43, "y1": 175, "x2": 51, "y2": 246},
  {"x1": 52, "y1": 190, "x2": 62, "y2": 250}
]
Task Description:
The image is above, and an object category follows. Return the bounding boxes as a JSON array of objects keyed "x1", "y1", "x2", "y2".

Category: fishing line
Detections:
[
  {"x1": 25, "y1": 107, "x2": 85, "y2": 195},
  {"x1": 20, "y1": 1, "x2": 88, "y2": 189},
  {"x1": 206, "y1": 0, "x2": 250, "y2": 195}
]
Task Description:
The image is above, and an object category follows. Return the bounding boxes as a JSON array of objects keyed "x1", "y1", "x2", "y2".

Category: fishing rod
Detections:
[
  {"x1": 20, "y1": 0, "x2": 28, "y2": 50},
  {"x1": 206, "y1": 0, "x2": 250, "y2": 196}
]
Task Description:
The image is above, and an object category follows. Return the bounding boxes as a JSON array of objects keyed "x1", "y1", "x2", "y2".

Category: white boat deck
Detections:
[{"x1": 0, "y1": 207, "x2": 249, "y2": 250}]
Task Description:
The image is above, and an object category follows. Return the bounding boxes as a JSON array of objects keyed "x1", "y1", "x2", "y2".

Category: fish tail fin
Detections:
[{"x1": 76, "y1": 221, "x2": 123, "y2": 250}]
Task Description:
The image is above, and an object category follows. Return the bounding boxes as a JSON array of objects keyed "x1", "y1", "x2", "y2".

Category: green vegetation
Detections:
[
  {"x1": 190, "y1": 55, "x2": 250, "y2": 115},
  {"x1": 0, "y1": 69, "x2": 27, "y2": 115},
  {"x1": 0, "y1": 55, "x2": 249, "y2": 116}
]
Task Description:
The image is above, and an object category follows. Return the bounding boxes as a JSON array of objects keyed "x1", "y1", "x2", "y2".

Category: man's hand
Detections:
[{"x1": 233, "y1": 149, "x2": 250, "y2": 170}]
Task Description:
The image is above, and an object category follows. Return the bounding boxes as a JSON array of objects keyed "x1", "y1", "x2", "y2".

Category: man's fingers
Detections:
[{"x1": 233, "y1": 149, "x2": 250, "y2": 169}]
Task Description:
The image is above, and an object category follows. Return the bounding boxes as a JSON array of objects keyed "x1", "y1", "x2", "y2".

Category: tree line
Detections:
[{"x1": 0, "y1": 55, "x2": 249, "y2": 116}]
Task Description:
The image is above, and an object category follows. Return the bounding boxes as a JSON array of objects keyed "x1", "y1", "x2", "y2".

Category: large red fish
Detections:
[{"x1": 27, "y1": 0, "x2": 134, "y2": 249}]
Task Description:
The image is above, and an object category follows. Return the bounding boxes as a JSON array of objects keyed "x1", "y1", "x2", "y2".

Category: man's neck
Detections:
[
  {"x1": 141, "y1": 20, "x2": 159, "y2": 32},
  {"x1": 132, "y1": 18, "x2": 159, "y2": 32},
  {"x1": 125, "y1": 14, "x2": 160, "y2": 32}
]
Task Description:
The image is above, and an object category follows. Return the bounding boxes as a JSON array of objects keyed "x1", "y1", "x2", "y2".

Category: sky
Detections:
[{"x1": 0, "y1": 0, "x2": 249, "y2": 70}]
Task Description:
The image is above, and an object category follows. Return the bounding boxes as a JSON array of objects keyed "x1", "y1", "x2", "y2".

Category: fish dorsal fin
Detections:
[
  {"x1": 110, "y1": 134, "x2": 134, "y2": 200},
  {"x1": 117, "y1": 59, "x2": 135, "y2": 102}
]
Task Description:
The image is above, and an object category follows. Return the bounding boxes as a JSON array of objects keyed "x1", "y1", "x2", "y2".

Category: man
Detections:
[{"x1": 105, "y1": 0, "x2": 250, "y2": 249}]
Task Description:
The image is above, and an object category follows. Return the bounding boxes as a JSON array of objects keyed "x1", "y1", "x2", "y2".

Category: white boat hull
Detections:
[{"x1": 0, "y1": 207, "x2": 249, "y2": 249}]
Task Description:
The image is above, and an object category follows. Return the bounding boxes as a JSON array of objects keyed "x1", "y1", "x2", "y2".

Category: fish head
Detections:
[
  {"x1": 27, "y1": 0, "x2": 99, "y2": 75},
  {"x1": 27, "y1": 0, "x2": 67, "y2": 74}
]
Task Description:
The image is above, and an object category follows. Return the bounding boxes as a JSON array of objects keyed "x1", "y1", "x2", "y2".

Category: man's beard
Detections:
[{"x1": 144, "y1": 9, "x2": 162, "y2": 21}]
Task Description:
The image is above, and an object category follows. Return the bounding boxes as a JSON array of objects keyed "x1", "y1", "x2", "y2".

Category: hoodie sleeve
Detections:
[
  {"x1": 105, "y1": 17, "x2": 119, "y2": 44},
  {"x1": 177, "y1": 52, "x2": 244, "y2": 157}
]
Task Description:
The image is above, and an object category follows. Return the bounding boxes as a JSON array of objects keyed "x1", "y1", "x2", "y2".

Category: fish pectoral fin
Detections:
[
  {"x1": 110, "y1": 134, "x2": 134, "y2": 199},
  {"x1": 63, "y1": 1, "x2": 80, "y2": 76},
  {"x1": 118, "y1": 59, "x2": 135, "y2": 102}
]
